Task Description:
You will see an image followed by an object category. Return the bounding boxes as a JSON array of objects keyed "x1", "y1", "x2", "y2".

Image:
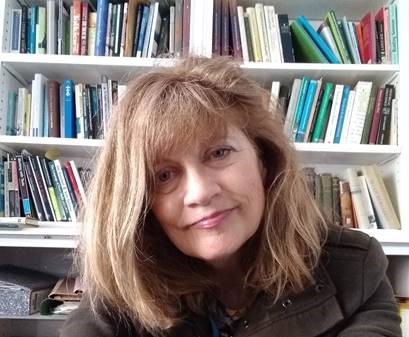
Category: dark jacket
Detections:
[{"x1": 60, "y1": 226, "x2": 402, "y2": 337}]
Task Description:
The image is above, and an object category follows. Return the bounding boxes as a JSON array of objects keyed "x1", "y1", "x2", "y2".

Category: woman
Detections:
[{"x1": 61, "y1": 57, "x2": 401, "y2": 337}]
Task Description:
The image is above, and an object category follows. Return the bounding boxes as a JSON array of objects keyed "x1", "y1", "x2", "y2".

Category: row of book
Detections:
[
  {"x1": 278, "y1": 79, "x2": 397, "y2": 145},
  {"x1": 303, "y1": 165, "x2": 400, "y2": 230},
  {"x1": 0, "y1": 150, "x2": 91, "y2": 223},
  {"x1": 0, "y1": 265, "x2": 80, "y2": 316},
  {"x1": 8, "y1": 0, "x2": 399, "y2": 65},
  {"x1": 6, "y1": 75, "x2": 124, "y2": 139}
]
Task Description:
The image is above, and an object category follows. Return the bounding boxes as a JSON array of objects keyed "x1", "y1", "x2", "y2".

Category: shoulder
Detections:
[
  {"x1": 60, "y1": 297, "x2": 142, "y2": 337},
  {"x1": 321, "y1": 225, "x2": 388, "y2": 312}
]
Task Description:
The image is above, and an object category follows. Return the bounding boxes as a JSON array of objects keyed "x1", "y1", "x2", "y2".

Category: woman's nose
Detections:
[{"x1": 183, "y1": 167, "x2": 221, "y2": 207}]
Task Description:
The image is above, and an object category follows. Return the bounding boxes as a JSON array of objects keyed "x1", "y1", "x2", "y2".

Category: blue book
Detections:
[
  {"x1": 291, "y1": 77, "x2": 310, "y2": 141},
  {"x1": 63, "y1": 80, "x2": 76, "y2": 138},
  {"x1": 137, "y1": 5, "x2": 150, "y2": 57},
  {"x1": 297, "y1": 16, "x2": 340, "y2": 64},
  {"x1": 333, "y1": 85, "x2": 350, "y2": 143},
  {"x1": 142, "y1": 4, "x2": 155, "y2": 58},
  {"x1": 95, "y1": 0, "x2": 109, "y2": 56},
  {"x1": 28, "y1": 6, "x2": 37, "y2": 54},
  {"x1": 295, "y1": 80, "x2": 318, "y2": 142}
]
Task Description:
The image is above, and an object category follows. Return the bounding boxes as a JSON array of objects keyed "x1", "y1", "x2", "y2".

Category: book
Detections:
[
  {"x1": 174, "y1": 0, "x2": 183, "y2": 57},
  {"x1": 48, "y1": 160, "x2": 69, "y2": 221},
  {"x1": 246, "y1": 7, "x2": 262, "y2": 62},
  {"x1": 317, "y1": 21, "x2": 341, "y2": 62},
  {"x1": 20, "y1": 5, "x2": 28, "y2": 53},
  {"x1": 80, "y1": 2, "x2": 89, "y2": 55},
  {"x1": 339, "y1": 180, "x2": 354, "y2": 228},
  {"x1": 47, "y1": 80, "x2": 60, "y2": 138},
  {"x1": 305, "y1": 79, "x2": 323, "y2": 142},
  {"x1": 283, "y1": 78, "x2": 301, "y2": 138},
  {"x1": 295, "y1": 79, "x2": 318, "y2": 142},
  {"x1": 360, "y1": 86, "x2": 376, "y2": 144},
  {"x1": 46, "y1": 0, "x2": 57, "y2": 54},
  {"x1": 254, "y1": 3, "x2": 270, "y2": 62},
  {"x1": 136, "y1": 5, "x2": 150, "y2": 57},
  {"x1": 290, "y1": 76, "x2": 310, "y2": 141},
  {"x1": 54, "y1": 159, "x2": 77, "y2": 222},
  {"x1": 95, "y1": 0, "x2": 109, "y2": 56},
  {"x1": 124, "y1": 0, "x2": 140, "y2": 57},
  {"x1": 290, "y1": 20, "x2": 329, "y2": 63},
  {"x1": 333, "y1": 85, "x2": 351, "y2": 143},
  {"x1": 297, "y1": 15, "x2": 340, "y2": 64},
  {"x1": 332, "y1": 176, "x2": 341, "y2": 226},
  {"x1": 30, "y1": 73, "x2": 48, "y2": 137},
  {"x1": 376, "y1": 84, "x2": 395, "y2": 145},
  {"x1": 229, "y1": 0, "x2": 242, "y2": 60},
  {"x1": 311, "y1": 82, "x2": 334, "y2": 143},
  {"x1": 10, "y1": 8, "x2": 22, "y2": 53},
  {"x1": 339, "y1": 90, "x2": 356, "y2": 143},
  {"x1": 40, "y1": 157, "x2": 62, "y2": 221},
  {"x1": 324, "y1": 84, "x2": 344, "y2": 144},
  {"x1": 360, "y1": 12, "x2": 376, "y2": 64},
  {"x1": 321, "y1": 173, "x2": 333, "y2": 223},
  {"x1": 15, "y1": 155, "x2": 32, "y2": 217},
  {"x1": 88, "y1": 12, "x2": 97, "y2": 56},
  {"x1": 361, "y1": 165, "x2": 400, "y2": 230},
  {"x1": 36, "y1": 6, "x2": 46, "y2": 54},
  {"x1": 277, "y1": 14, "x2": 294, "y2": 63},
  {"x1": 23, "y1": 157, "x2": 45, "y2": 221},
  {"x1": 237, "y1": 6, "x2": 249, "y2": 62},
  {"x1": 182, "y1": 0, "x2": 190, "y2": 57},
  {"x1": 340, "y1": 17, "x2": 359, "y2": 64},
  {"x1": 264, "y1": 6, "x2": 281, "y2": 63},
  {"x1": 132, "y1": 4, "x2": 144, "y2": 57},
  {"x1": 63, "y1": 80, "x2": 76, "y2": 138}
]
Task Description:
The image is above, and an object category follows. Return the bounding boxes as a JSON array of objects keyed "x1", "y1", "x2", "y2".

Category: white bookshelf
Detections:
[{"x1": 0, "y1": 0, "x2": 409, "y2": 336}]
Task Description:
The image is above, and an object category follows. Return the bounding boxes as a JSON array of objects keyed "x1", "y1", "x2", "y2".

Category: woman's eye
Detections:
[
  {"x1": 208, "y1": 147, "x2": 232, "y2": 160},
  {"x1": 156, "y1": 169, "x2": 174, "y2": 183}
]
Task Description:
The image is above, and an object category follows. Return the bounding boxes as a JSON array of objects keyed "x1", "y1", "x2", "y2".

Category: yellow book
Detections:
[{"x1": 246, "y1": 7, "x2": 262, "y2": 62}]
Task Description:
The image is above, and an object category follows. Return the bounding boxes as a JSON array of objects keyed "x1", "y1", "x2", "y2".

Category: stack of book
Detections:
[
  {"x1": 278, "y1": 78, "x2": 397, "y2": 145},
  {"x1": 303, "y1": 165, "x2": 400, "y2": 230},
  {"x1": 8, "y1": 0, "x2": 399, "y2": 64},
  {"x1": 0, "y1": 151, "x2": 91, "y2": 223},
  {"x1": 6, "y1": 75, "x2": 124, "y2": 139}
]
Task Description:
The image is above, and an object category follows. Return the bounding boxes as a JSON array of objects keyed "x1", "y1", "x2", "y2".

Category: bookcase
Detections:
[{"x1": 0, "y1": 0, "x2": 409, "y2": 336}]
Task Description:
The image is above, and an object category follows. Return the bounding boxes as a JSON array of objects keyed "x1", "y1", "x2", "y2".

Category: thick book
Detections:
[
  {"x1": 295, "y1": 79, "x2": 318, "y2": 142},
  {"x1": 229, "y1": 0, "x2": 242, "y2": 60},
  {"x1": 46, "y1": 0, "x2": 57, "y2": 54},
  {"x1": 10, "y1": 8, "x2": 22, "y2": 53},
  {"x1": 124, "y1": 0, "x2": 139, "y2": 57},
  {"x1": 264, "y1": 6, "x2": 282, "y2": 63},
  {"x1": 361, "y1": 165, "x2": 400, "y2": 230},
  {"x1": 80, "y1": 2, "x2": 89, "y2": 55},
  {"x1": 47, "y1": 80, "x2": 60, "y2": 138},
  {"x1": 30, "y1": 73, "x2": 48, "y2": 137},
  {"x1": 63, "y1": 80, "x2": 76, "y2": 138},
  {"x1": 290, "y1": 76, "x2": 310, "y2": 141},
  {"x1": 360, "y1": 12, "x2": 376, "y2": 64},
  {"x1": 136, "y1": 5, "x2": 150, "y2": 57},
  {"x1": 15, "y1": 155, "x2": 32, "y2": 217},
  {"x1": 254, "y1": 4, "x2": 269, "y2": 62},
  {"x1": 277, "y1": 14, "x2": 294, "y2": 63},
  {"x1": 290, "y1": 20, "x2": 328, "y2": 63},
  {"x1": 246, "y1": 7, "x2": 262, "y2": 62}
]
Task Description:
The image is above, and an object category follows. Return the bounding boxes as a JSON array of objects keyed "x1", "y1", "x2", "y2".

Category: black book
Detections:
[
  {"x1": 277, "y1": 14, "x2": 295, "y2": 63},
  {"x1": 376, "y1": 84, "x2": 395, "y2": 145},
  {"x1": 23, "y1": 158, "x2": 45, "y2": 221},
  {"x1": 20, "y1": 5, "x2": 28, "y2": 53},
  {"x1": 132, "y1": 5, "x2": 144, "y2": 57}
]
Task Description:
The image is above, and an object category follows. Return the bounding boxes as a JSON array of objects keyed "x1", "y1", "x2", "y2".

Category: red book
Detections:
[
  {"x1": 375, "y1": 6, "x2": 388, "y2": 64},
  {"x1": 368, "y1": 87, "x2": 385, "y2": 144},
  {"x1": 72, "y1": 0, "x2": 82, "y2": 55},
  {"x1": 182, "y1": 0, "x2": 190, "y2": 57},
  {"x1": 354, "y1": 23, "x2": 365, "y2": 64},
  {"x1": 80, "y1": 2, "x2": 89, "y2": 55},
  {"x1": 360, "y1": 12, "x2": 376, "y2": 64},
  {"x1": 64, "y1": 162, "x2": 81, "y2": 205}
]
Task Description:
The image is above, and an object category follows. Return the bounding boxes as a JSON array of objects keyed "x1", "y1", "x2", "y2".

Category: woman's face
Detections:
[{"x1": 151, "y1": 127, "x2": 266, "y2": 268}]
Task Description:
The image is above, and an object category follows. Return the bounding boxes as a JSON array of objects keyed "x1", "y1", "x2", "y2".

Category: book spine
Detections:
[
  {"x1": 63, "y1": 80, "x2": 76, "y2": 138},
  {"x1": 254, "y1": 4, "x2": 269, "y2": 62},
  {"x1": 29, "y1": 6, "x2": 37, "y2": 54},
  {"x1": 339, "y1": 90, "x2": 356, "y2": 143},
  {"x1": 295, "y1": 79, "x2": 318, "y2": 142},
  {"x1": 10, "y1": 9, "x2": 22, "y2": 53},
  {"x1": 69, "y1": 160, "x2": 87, "y2": 205},
  {"x1": 324, "y1": 84, "x2": 344, "y2": 144},
  {"x1": 105, "y1": 3, "x2": 113, "y2": 56},
  {"x1": 212, "y1": 0, "x2": 221, "y2": 56},
  {"x1": 277, "y1": 14, "x2": 294, "y2": 63},
  {"x1": 23, "y1": 158, "x2": 45, "y2": 221},
  {"x1": 357, "y1": 174, "x2": 377, "y2": 228},
  {"x1": 360, "y1": 88, "x2": 376, "y2": 144},
  {"x1": 283, "y1": 78, "x2": 301, "y2": 137},
  {"x1": 291, "y1": 76, "x2": 310, "y2": 141},
  {"x1": 124, "y1": 0, "x2": 137, "y2": 57},
  {"x1": 80, "y1": 2, "x2": 89, "y2": 55},
  {"x1": 333, "y1": 86, "x2": 351, "y2": 143},
  {"x1": 95, "y1": 0, "x2": 108, "y2": 56},
  {"x1": 339, "y1": 181, "x2": 354, "y2": 228},
  {"x1": 48, "y1": 160, "x2": 69, "y2": 221},
  {"x1": 132, "y1": 5, "x2": 143, "y2": 57},
  {"x1": 142, "y1": 3, "x2": 154, "y2": 58},
  {"x1": 264, "y1": 6, "x2": 281, "y2": 63},
  {"x1": 182, "y1": 0, "x2": 190, "y2": 57},
  {"x1": 237, "y1": 6, "x2": 249, "y2": 62},
  {"x1": 229, "y1": 0, "x2": 242, "y2": 60},
  {"x1": 305, "y1": 80, "x2": 323, "y2": 142},
  {"x1": 246, "y1": 7, "x2": 261, "y2": 62},
  {"x1": 325, "y1": 11, "x2": 350, "y2": 63},
  {"x1": 311, "y1": 82, "x2": 334, "y2": 142},
  {"x1": 243, "y1": 14, "x2": 254, "y2": 62},
  {"x1": 48, "y1": 80, "x2": 60, "y2": 138},
  {"x1": 39, "y1": 157, "x2": 62, "y2": 221},
  {"x1": 136, "y1": 5, "x2": 149, "y2": 57},
  {"x1": 46, "y1": 0, "x2": 57, "y2": 54},
  {"x1": 376, "y1": 84, "x2": 395, "y2": 144},
  {"x1": 64, "y1": 162, "x2": 81, "y2": 206},
  {"x1": 54, "y1": 159, "x2": 77, "y2": 222},
  {"x1": 20, "y1": 6, "x2": 28, "y2": 53},
  {"x1": 35, "y1": 7, "x2": 46, "y2": 54},
  {"x1": 346, "y1": 168, "x2": 371, "y2": 229},
  {"x1": 32, "y1": 156, "x2": 55, "y2": 221}
]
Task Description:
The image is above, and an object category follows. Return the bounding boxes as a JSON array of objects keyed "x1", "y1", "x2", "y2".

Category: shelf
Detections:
[
  {"x1": 0, "y1": 53, "x2": 399, "y2": 87},
  {"x1": 295, "y1": 143, "x2": 401, "y2": 165},
  {"x1": 0, "y1": 314, "x2": 68, "y2": 321},
  {"x1": 0, "y1": 135, "x2": 103, "y2": 158},
  {"x1": 357, "y1": 229, "x2": 409, "y2": 256},
  {"x1": 0, "y1": 226, "x2": 79, "y2": 248}
]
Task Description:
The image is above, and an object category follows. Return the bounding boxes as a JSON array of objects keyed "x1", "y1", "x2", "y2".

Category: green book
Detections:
[
  {"x1": 311, "y1": 82, "x2": 335, "y2": 142},
  {"x1": 243, "y1": 14, "x2": 254, "y2": 62},
  {"x1": 291, "y1": 76, "x2": 310, "y2": 141},
  {"x1": 324, "y1": 11, "x2": 351, "y2": 64},
  {"x1": 290, "y1": 20, "x2": 329, "y2": 63}
]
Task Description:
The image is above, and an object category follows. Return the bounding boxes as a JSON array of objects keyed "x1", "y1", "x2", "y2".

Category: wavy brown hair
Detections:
[{"x1": 80, "y1": 57, "x2": 327, "y2": 334}]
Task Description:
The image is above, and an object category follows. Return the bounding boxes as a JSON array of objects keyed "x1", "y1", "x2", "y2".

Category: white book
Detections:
[
  {"x1": 345, "y1": 81, "x2": 372, "y2": 143},
  {"x1": 389, "y1": 98, "x2": 398, "y2": 145},
  {"x1": 169, "y1": 6, "x2": 175, "y2": 55},
  {"x1": 348, "y1": 21, "x2": 361, "y2": 64},
  {"x1": 339, "y1": 90, "x2": 356, "y2": 143},
  {"x1": 114, "y1": 4, "x2": 123, "y2": 56},
  {"x1": 254, "y1": 4, "x2": 270, "y2": 62},
  {"x1": 47, "y1": 0, "x2": 57, "y2": 54},
  {"x1": 54, "y1": 159, "x2": 77, "y2": 222},
  {"x1": 346, "y1": 168, "x2": 371, "y2": 229},
  {"x1": 361, "y1": 165, "x2": 400, "y2": 230},
  {"x1": 88, "y1": 12, "x2": 97, "y2": 56},
  {"x1": 318, "y1": 22, "x2": 341, "y2": 62},
  {"x1": 120, "y1": 2, "x2": 128, "y2": 57},
  {"x1": 10, "y1": 9, "x2": 22, "y2": 53},
  {"x1": 69, "y1": 160, "x2": 87, "y2": 206},
  {"x1": 324, "y1": 84, "x2": 344, "y2": 144},
  {"x1": 264, "y1": 6, "x2": 281, "y2": 63},
  {"x1": 270, "y1": 81, "x2": 280, "y2": 100},
  {"x1": 74, "y1": 83, "x2": 84, "y2": 139},
  {"x1": 304, "y1": 78, "x2": 323, "y2": 142},
  {"x1": 237, "y1": 6, "x2": 249, "y2": 62},
  {"x1": 36, "y1": 7, "x2": 46, "y2": 54},
  {"x1": 30, "y1": 73, "x2": 48, "y2": 137},
  {"x1": 16, "y1": 88, "x2": 28, "y2": 136},
  {"x1": 203, "y1": 0, "x2": 213, "y2": 57},
  {"x1": 283, "y1": 79, "x2": 301, "y2": 138},
  {"x1": 357, "y1": 174, "x2": 377, "y2": 229}
]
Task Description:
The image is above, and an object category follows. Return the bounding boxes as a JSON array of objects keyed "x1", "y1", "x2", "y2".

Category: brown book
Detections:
[
  {"x1": 48, "y1": 80, "x2": 60, "y2": 138},
  {"x1": 124, "y1": 0, "x2": 138, "y2": 57},
  {"x1": 368, "y1": 87, "x2": 385, "y2": 144},
  {"x1": 182, "y1": 0, "x2": 190, "y2": 57},
  {"x1": 72, "y1": 0, "x2": 82, "y2": 55},
  {"x1": 339, "y1": 180, "x2": 354, "y2": 228},
  {"x1": 228, "y1": 0, "x2": 242, "y2": 59},
  {"x1": 80, "y1": 2, "x2": 89, "y2": 55},
  {"x1": 331, "y1": 176, "x2": 341, "y2": 226},
  {"x1": 360, "y1": 85, "x2": 377, "y2": 144},
  {"x1": 49, "y1": 277, "x2": 82, "y2": 302},
  {"x1": 321, "y1": 173, "x2": 333, "y2": 223}
]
